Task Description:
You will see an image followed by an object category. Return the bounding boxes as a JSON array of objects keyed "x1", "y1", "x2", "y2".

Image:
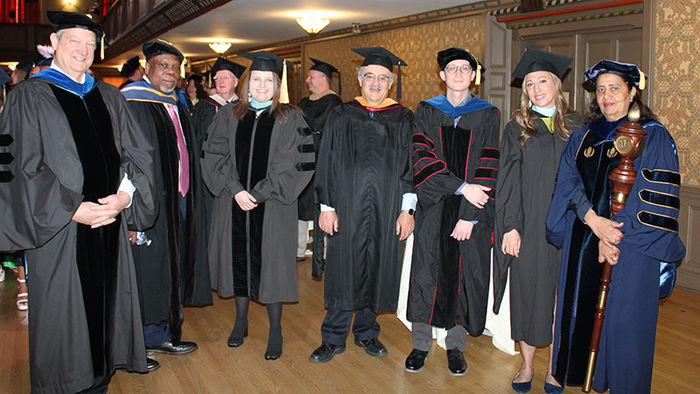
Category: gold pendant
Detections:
[{"x1": 583, "y1": 146, "x2": 595, "y2": 158}]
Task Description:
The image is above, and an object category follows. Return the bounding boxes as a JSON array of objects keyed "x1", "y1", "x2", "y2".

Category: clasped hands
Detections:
[
  {"x1": 72, "y1": 191, "x2": 131, "y2": 229},
  {"x1": 585, "y1": 209, "x2": 624, "y2": 265},
  {"x1": 450, "y1": 183, "x2": 492, "y2": 241}
]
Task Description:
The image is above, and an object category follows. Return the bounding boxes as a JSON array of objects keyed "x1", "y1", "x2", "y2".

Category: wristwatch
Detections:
[{"x1": 404, "y1": 208, "x2": 415, "y2": 216}]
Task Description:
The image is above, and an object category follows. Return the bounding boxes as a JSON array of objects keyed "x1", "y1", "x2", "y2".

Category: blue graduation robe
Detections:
[{"x1": 546, "y1": 117, "x2": 685, "y2": 393}]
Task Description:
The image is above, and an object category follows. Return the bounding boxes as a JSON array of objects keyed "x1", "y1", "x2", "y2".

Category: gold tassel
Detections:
[
  {"x1": 181, "y1": 57, "x2": 186, "y2": 79},
  {"x1": 475, "y1": 63, "x2": 481, "y2": 86},
  {"x1": 100, "y1": 33, "x2": 105, "y2": 60},
  {"x1": 279, "y1": 60, "x2": 289, "y2": 104},
  {"x1": 638, "y1": 69, "x2": 646, "y2": 90}
]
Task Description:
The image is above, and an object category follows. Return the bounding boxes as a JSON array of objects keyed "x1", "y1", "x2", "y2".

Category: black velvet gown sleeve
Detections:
[{"x1": 0, "y1": 81, "x2": 83, "y2": 250}]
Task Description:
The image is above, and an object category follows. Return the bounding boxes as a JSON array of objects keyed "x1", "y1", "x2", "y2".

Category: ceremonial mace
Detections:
[{"x1": 582, "y1": 104, "x2": 646, "y2": 392}]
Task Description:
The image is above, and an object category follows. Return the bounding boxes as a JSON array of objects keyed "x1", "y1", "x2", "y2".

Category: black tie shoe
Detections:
[
  {"x1": 447, "y1": 349, "x2": 467, "y2": 376},
  {"x1": 404, "y1": 349, "x2": 429, "y2": 373}
]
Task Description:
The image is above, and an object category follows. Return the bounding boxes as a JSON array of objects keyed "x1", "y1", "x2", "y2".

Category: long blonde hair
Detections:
[{"x1": 513, "y1": 72, "x2": 574, "y2": 145}]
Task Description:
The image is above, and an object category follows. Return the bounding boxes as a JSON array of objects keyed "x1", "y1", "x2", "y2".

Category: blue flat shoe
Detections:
[
  {"x1": 511, "y1": 380, "x2": 532, "y2": 392},
  {"x1": 511, "y1": 369, "x2": 533, "y2": 393},
  {"x1": 544, "y1": 382, "x2": 564, "y2": 394}
]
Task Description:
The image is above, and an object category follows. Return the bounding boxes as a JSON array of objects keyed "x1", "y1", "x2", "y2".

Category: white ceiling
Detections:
[{"x1": 106, "y1": 0, "x2": 481, "y2": 67}]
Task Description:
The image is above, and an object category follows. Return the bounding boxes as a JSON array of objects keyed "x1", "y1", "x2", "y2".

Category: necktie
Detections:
[{"x1": 166, "y1": 104, "x2": 190, "y2": 196}]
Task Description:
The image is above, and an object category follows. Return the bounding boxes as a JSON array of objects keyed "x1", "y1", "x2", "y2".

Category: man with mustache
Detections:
[
  {"x1": 122, "y1": 40, "x2": 211, "y2": 364},
  {"x1": 310, "y1": 47, "x2": 415, "y2": 363}
]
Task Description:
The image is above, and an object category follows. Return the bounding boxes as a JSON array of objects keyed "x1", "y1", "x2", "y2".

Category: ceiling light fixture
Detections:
[
  {"x1": 296, "y1": 16, "x2": 330, "y2": 35},
  {"x1": 208, "y1": 42, "x2": 232, "y2": 55}
]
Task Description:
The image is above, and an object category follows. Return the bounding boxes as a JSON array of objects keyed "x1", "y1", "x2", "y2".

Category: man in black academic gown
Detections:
[
  {"x1": 191, "y1": 57, "x2": 245, "y2": 148},
  {"x1": 405, "y1": 48, "x2": 500, "y2": 376},
  {"x1": 310, "y1": 47, "x2": 415, "y2": 363},
  {"x1": 297, "y1": 57, "x2": 342, "y2": 266},
  {"x1": 0, "y1": 11, "x2": 157, "y2": 392},
  {"x1": 122, "y1": 40, "x2": 211, "y2": 359},
  {"x1": 119, "y1": 55, "x2": 144, "y2": 89}
]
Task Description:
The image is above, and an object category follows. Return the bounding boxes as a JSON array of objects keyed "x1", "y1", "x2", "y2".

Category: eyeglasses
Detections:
[
  {"x1": 445, "y1": 64, "x2": 472, "y2": 74},
  {"x1": 154, "y1": 62, "x2": 180, "y2": 72},
  {"x1": 214, "y1": 75, "x2": 236, "y2": 81},
  {"x1": 363, "y1": 72, "x2": 392, "y2": 83}
]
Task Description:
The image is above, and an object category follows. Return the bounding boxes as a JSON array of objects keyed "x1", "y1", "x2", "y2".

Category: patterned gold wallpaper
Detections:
[
  {"x1": 653, "y1": 0, "x2": 700, "y2": 186},
  {"x1": 303, "y1": 15, "x2": 485, "y2": 111}
]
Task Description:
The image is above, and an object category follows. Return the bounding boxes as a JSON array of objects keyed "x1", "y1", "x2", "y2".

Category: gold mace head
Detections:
[{"x1": 628, "y1": 103, "x2": 641, "y2": 123}]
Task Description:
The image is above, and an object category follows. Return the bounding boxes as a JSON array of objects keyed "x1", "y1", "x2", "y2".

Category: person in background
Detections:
[
  {"x1": 119, "y1": 55, "x2": 145, "y2": 89},
  {"x1": 296, "y1": 57, "x2": 342, "y2": 266}
]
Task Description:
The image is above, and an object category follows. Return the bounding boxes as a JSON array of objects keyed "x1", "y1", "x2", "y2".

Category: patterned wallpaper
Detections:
[
  {"x1": 303, "y1": 15, "x2": 485, "y2": 111},
  {"x1": 653, "y1": 0, "x2": 699, "y2": 186}
]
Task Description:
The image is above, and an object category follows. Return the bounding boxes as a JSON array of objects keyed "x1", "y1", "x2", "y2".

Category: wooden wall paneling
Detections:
[
  {"x1": 678, "y1": 186, "x2": 700, "y2": 292},
  {"x1": 483, "y1": 14, "x2": 511, "y2": 133}
]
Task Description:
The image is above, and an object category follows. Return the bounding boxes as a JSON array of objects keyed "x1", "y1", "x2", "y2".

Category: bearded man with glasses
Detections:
[
  {"x1": 310, "y1": 47, "x2": 416, "y2": 364},
  {"x1": 404, "y1": 48, "x2": 500, "y2": 376}
]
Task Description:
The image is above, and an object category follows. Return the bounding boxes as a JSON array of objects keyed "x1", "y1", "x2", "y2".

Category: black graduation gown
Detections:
[
  {"x1": 315, "y1": 99, "x2": 414, "y2": 313},
  {"x1": 201, "y1": 105, "x2": 314, "y2": 302},
  {"x1": 125, "y1": 98, "x2": 211, "y2": 339},
  {"x1": 297, "y1": 93, "x2": 342, "y2": 272},
  {"x1": 297, "y1": 93, "x2": 342, "y2": 220},
  {"x1": 407, "y1": 97, "x2": 500, "y2": 334},
  {"x1": 546, "y1": 118, "x2": 685, "y2": 392},
  {"x1": 493, "y1": 112, "x2": 585, "y2": 346},
  {"x1": 0, "y1": 77, "x2": 156, "y2": 393}
]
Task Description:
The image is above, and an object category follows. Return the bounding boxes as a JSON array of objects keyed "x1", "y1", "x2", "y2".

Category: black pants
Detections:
[{"x1": 320, "y1": 307, "x2": 380, "y2": 346}]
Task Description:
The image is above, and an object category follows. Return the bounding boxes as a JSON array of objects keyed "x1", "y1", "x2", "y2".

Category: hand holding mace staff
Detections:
[{"x1": 582, "y1": 103, "x2": 647, "y2": 392}]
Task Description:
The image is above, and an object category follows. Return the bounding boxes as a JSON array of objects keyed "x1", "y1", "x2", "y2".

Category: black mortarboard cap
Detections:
[
  {"x1": 437, "y1": 48, "x2": 484, "y2": 72},
  {"x1": 211, "y1": 57, "x2": 246, "y2": 79},
  {"x1": 16, "y1": 61, "x2": 33, "y2": 73},
  {"x1": 120, "y1": 56, "x2": 140, "y2": 77},
  {"x1": 309, "y1": 57, "x2": 341, "y2": 94},
  {"x1": 512, "y1": 48, "x2": 572, "y2": 80},
  {"x1": 143, "y1": 40, "x2": 184, "y2": 63},
  {"x1": 0, "y1": 68, "x2": 10, "y2": 86},
  {"x1": 437, "y1": 47, "x2": 485, "y2": 86},
  {"x1": 47, "y1": 11, "x2": 103, "y2": 38},
  {"x1": 238, "y1": 51, "x2": 293, "y2": 76},
  {"x1": 584, "y1": 59, "x2": 647, "y2": 90},
  {"x1": 351, "y1": 47, "x2": 407, "y2": 99}
]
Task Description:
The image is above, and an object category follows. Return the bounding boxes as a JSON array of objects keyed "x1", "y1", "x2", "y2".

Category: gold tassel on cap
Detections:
[
  {"x1": 100, "y1": 33, "x2": 105, "y2": 60},
  {"x1": 476, "y1": 63, "x2": 481, "y2": 86},
  {"x1": 181, "y1": 57, "x2": 186, "y2": 79},
  {"x1": 638, "y1": 69, "x2": 646, "y2": 90},
  {"x1": 279, "y1": 59, "x2": 290, "y2": 104}
]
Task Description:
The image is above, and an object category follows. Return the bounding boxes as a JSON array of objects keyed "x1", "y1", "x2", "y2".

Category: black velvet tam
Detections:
[
  {"x1": 47, "y1": 11, "x2": 103, "y2": 37},
  {"x1": 437, "y1": 48, "x2": 483, "y2": 73},
  {"x1": 120, "y1": 56, "x2": 140, "y2": 77},
  {"x1": 143, "y1": 40, "x2": 184, "y2": 63}
]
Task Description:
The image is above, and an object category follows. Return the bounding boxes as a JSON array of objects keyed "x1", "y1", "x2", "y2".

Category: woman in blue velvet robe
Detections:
[{"x1": 545, "y1": 60, "x2": 685, "y2": 393}]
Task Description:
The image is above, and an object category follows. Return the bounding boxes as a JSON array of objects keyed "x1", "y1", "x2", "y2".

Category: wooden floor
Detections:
[{"x1": 1, "y1": 260, "x2": 699, "y2": 393}]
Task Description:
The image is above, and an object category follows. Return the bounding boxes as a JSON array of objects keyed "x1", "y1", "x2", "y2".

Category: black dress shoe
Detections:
[
  {"x1": 146, "y1": 341, "x2": 198, "y2": 355},
  {"x1": 404, "y1": 349, "x2": 428, "y2": 373},
  {"x1": 308, "y1": 343, "x2": 346, "y2": 363},
  {"x1": 227, "y1": 327, "x2": 248, "y2": 348},
  {"x1": 146, "y1": 358, "x2": 160, "y2": 372},
  {"x1": 447, "y1": 349, "x2": 467, "y2": 376},
  {"x1": 354, "y1": 337, "x2": 388, "y2": 357}
]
